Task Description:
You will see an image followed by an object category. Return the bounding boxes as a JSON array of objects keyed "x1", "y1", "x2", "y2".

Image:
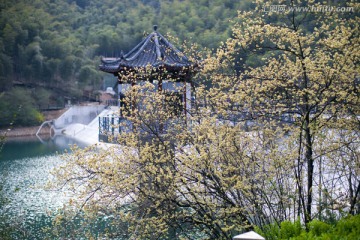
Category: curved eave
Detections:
[
  {"x1": 99, "y1": 64, "x2": 120, "y2": 73},
  {"x1": 100, "y1": 57, "x2": 122, "y2": 64},
  {"x1": 100, "y1": 61, "x2": 198, "y2": 73}
]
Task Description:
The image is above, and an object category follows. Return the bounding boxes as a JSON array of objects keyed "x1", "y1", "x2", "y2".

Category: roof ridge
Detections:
[
  {"x1": 124, "y1": 33, "x2": 155, "y2": 61},
  {"x1": 157, "y1": 32, "x2": 189, "y2": 62},
  {"x1": 153, "y1": 32, "x2": 162, "y2": 61}
]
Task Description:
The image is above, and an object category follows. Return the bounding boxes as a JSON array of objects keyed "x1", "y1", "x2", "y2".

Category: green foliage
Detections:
[
  {"x1": 332, "y1": 215, "x2": 360, "y2": 240},
  {"x1": 0, "y1": 87, "x2": 44, "y2": 127},
  {"x1": 308, "y1": 220, "x2": 331, "y2": 237},
  {"x1": 254, "y1": 223, "x2": 279, "y2": 240},
  {"x1": 257, "y1": 215, "x2": 360, "y2": 240},
  {"x1": 0, "y1": 0, "x2": 252, "y2": 81},
  {"x1": 280, "y1": 220, "x2": 303, "y2": 239},
  {"x1": 254, "y1": 219, "x2": 303, "y2": 240},
  {"x1": 0, "y1": 0, "x2": 257, "y2": 119},
  {"x1": 32, "y1": 88, "x2": 51, "y2": 110}
]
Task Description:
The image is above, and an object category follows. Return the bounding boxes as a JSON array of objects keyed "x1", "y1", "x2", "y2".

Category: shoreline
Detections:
[
  {"x1": 0, "y1": 109, "x2": 66, "y2": 139},
  {"x1": 0, "y1": 125, "x2": 50, "y2": 138}
]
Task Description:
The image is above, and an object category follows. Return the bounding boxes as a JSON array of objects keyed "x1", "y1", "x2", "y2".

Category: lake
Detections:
[{"x1": 0, "y1": 135, "x2": 87, "y2": 239}]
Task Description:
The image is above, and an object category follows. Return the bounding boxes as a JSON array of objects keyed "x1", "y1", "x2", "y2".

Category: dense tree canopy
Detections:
[
  {"x1": 0, "y1": 0, "x2": 254, "y2": 92},
  {"x1": 0, "y1": 0, "x2": 257, "y2": 126}
]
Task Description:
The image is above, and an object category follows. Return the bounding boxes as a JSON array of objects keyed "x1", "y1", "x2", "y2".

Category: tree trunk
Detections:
[{"x1": 304, "y1": 113, "x2": 313, "y2": 225}]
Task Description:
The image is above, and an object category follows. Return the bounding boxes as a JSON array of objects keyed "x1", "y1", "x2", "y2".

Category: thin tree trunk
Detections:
[{"x1": 304, "y1": 113, "x2": 313, "y2": 225}]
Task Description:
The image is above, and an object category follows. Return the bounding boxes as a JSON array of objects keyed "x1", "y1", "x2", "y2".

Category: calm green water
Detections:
[
  {"x1": 0, "y1": 135, "x2": 86, "y2": 162},
  {"x1": 0, "y1": 136, "x2": 87, "y2": 239}
]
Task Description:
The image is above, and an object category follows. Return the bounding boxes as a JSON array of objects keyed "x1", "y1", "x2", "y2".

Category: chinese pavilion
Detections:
[
  {"x1": 100, "y1": 26, "x2": 197, "y2": 81},
  {"x1": 98, "y1": 26, "x2": 198, "y2": 138}
]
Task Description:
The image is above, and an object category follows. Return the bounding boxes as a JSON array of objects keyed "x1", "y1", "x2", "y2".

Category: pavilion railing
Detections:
[
  {"x1": 98, "y1": 115, "x2": 187, "y2": 143},
  {"x1": 98, "y1": 116, "x2": 132, "y2": 143}
]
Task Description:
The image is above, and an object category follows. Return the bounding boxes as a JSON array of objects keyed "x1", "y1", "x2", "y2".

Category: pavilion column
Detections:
[
  {"x1": 118, "y1": 80, "x2": 123, "y2": 117},
  {"x1": 130, "y1": 80, "x2": 137, "y2": 132},
  {"x1": 158, "y1": 79, "x2": 163, "y2": 133},
  {"x1": 131, "y1": 80, "x2": 136, "y2": 117},
  {"x1": 183, "y1": 81, "x2": 191, "y2": 126},
  {"x1": 183, "y1": 81, "x2": 187, "y2": 125},
  {"x1": 158, "y1": 79, "x2": 162, "y2": 92}
]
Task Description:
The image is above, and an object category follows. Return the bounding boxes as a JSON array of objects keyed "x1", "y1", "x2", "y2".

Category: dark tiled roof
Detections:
[{"x1": 99, "y1": 27, "x2": 196, "y2": 74}]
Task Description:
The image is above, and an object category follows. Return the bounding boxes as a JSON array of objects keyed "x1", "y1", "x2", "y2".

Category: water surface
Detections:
[
  {"x1": 0, "y1": 135, "x2": 87, "y2": 238},
  {"x1": 0, "y1": 135, "x2": 86, "y2": 162}
]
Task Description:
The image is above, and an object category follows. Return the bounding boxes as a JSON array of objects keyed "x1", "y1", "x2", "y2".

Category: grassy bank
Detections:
[{"x1": 0, "y1": 109, "x2": 66, "y2": 138}]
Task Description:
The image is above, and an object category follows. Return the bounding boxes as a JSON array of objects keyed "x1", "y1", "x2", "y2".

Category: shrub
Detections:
[
  {"x1": 308, "y1": 220, "x2": 331, "y2": 237},
  {"x1": 280, "y1": 219, "x2": 302, "y2": 239},
  {"x1": 0, "y1": 87, "x2": 44, "y2": 127},
  {"x1": 258, "y1": 215, "x2": 360, "y2": 240},
  {"x1": 332, "y1": 215, "x2": 360, "y2": 240}
]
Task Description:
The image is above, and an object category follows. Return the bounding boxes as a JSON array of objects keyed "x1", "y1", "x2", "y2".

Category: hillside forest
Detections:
[{"x1": 0, "y1": 0, "x2": 256, "y2": 127}]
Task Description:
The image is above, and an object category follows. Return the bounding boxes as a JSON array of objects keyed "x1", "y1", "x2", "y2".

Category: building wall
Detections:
[{"x1": 53, "y1": 105, "x2": 105, "y2": 129}]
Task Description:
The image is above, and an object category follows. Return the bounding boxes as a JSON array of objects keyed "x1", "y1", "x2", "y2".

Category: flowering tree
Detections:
[
  {"x1": 51, "y1": 1, "x2": 359, "y2": 238},
  {"x1": 205, "y1": 0, "x2": 359, "y2": 225}
]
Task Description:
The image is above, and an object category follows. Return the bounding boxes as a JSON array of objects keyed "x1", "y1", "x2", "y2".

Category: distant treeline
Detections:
[
  {"x1": 0, "y1": 0, "x2": 255, "y2": 126},
  {"x1": 0, "y1": 0, "x2": 254, "y2": 94}
]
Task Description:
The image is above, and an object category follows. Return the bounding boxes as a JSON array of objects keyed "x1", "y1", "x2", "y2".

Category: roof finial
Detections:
[{"x1": 153, "y1": 25, "x2": 158, "y2": 31}]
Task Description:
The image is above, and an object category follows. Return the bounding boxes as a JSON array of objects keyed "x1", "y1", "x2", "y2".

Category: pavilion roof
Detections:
[{"x1": 99, "y1": 26, "x2": 196, "y2": 74}]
